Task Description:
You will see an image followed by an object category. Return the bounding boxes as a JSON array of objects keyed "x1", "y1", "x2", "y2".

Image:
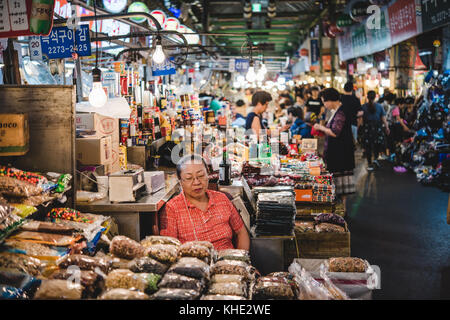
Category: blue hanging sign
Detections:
[
  {"x1": 151, "y1": 57, "x2": 176, "y2": 76},
  {"x1": 235, "y1": 59, "x2": 250, "y2": 73},
  {"x1": 40, "y1": 25, "x2": 91, "y2": 59},
  {"x1": 310, "y1": 39, "x2": 319, "y2": 66}
]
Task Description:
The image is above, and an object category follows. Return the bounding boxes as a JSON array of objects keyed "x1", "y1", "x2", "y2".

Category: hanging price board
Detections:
[
  {"x1": 234, "y1": 59, "x2": 249, "y2": 73},
  {"x1": 40, "y1": 24, "x2": 91, "y2": 59},
  {"x1": 0, "y1": 0, "x2": 55, "y2": 38}
]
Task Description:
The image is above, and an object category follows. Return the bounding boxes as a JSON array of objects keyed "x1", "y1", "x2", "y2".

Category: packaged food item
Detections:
[
  {"x1": 1, "y1": 285, "x2": 28, "y2": 299},
  {"x1": 322, "y1": 274, "x2": 349, "y2": 300},
  {"x1": 294, "y1": 221, "x2": 315, "y2": 233},
  {"x1": 0, "y1": 204, "x2": 13, "y2": 222},
  {"x1": 99, "y1": 288, "x2": 149, "y2": 300},
  {"x1": 9, "y1": 231, "x2": 81, "y2": 246},
  {"x1": 178, "y1": 242, "x2": 212, "y2": 264},
  {"x1": 20, "y1": 220, "x2": 75, "y2": 234},
  {"x1": 0, "y1": 270, "x2": 41, "y2": 298},
  {"x1": 50, "y1": 269, "x2": 105, "y2": 298},
  {"x1": 327, "y1": 257, "x2": 368, "y2": 273},
  {"x1": 105, "y1": 269, "x2": 147, "y2": 292},
  {"x1": 128, "y1": 257, "x2": 168, "y2": 275},
  {"x1": 314, "y1": 213, "x2": 345, "y2": 227},
  {"x1": 0, "y1": 176, "x2": 43, "y2": 197},
  {"x1": 207, "y1": 282, "x2": 247, "y2": 297},
  {"x1": 315, "y1": 223, "x2": 346, "y2": 233},
  {"x1": 211, "y1": 274, "x2": 245, "y2": 284},
  {"x1": 210, "y1": 260, "x2": 250, "y2": 279},
  {"x1": 3, "y1": 239, "x2": 67, "y2": 259},
  {"x1": 6, "y1": 194, "x2": 55, "y2": 206},
  {"x1": 141, "y1": 235, "x2": 181, "y2": 247},
  {"x1": 158, "y1": 272, "x2": 204, "y2": 291},
  {"x1": 146, "y1": 244, "x2": 178, "y2": 264},
  {"x1": 110, "y1": 235, "x2": 145, "y2": 260},
  {"x1": 76, "y1": 191, "x2": 106, "y2": 203},
  {"x1": 0, "y1": 252, "x2": 43, "y2": 276},
  {"x1": 48, "y1": 208, "x2": 93, "y2": 224},
  {"x1": 201, "y1": 295, "x2": 247, "y2": 300},
  {"x1": 57, "y1": 254, "x2": 112, "y2": 274},
  {"x1": 187, "y1": 241, "x2": 214, "y2": 251},
  {"x1": 0, "y1": 213, "x2": 22, "y2": 231},
  {"x1": 253, "y1": 276, "x2": 295, "y2": 300},
  {"x1": 288, "y1": 261, "x2": 333, "y2": 300},
  {"x1": 216, "y1": 249, "x2": 250, "y2": 264},
  {"x1": 144, "y1": 273, "x2": 162, "y2": 293},
  {"x1": 110, "y1": 256, "x2": 132, "y2": 270},
  {"x1": 10, "y1": 204, "x2": 37, "y2": 219},
  {"x1": 55, "y1": 174, "x2": 72, "y2": 193},
  {"x1": 34, "y1": 279, "x2": 82, "y2": 300},
  {"x1": 168, "y1": 257, "x2": 210, "y2": 280},
  {"x1": 151, "y1": 288, "x2": 200, "y2": 300}
]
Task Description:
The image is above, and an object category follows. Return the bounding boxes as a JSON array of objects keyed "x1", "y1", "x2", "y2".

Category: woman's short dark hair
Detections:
[
  {"x1": 236, "y1": 99, "x2": 245, "y2": 107},
  {"x1": 251, "y1": 91, "x2": 273, "y2": 106},
  {"x1": 176, "y1": 154, "x2": 209, "y2": 179},
  {"x1": 287, "y1": 106, "x2": 304, "y2": 120},
  {"x1": 320, "y1": 88, "x2": 340, "y2": 102}
]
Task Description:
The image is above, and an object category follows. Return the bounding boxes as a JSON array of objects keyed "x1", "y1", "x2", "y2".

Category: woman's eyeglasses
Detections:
[{"x1": 181, "y1": 174, "x2": 208, "y2": 184}]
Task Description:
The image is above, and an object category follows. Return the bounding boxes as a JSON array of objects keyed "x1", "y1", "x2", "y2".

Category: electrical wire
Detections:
[{"x1": 94, "y1": 0, "x2": 99, "y2": 68}]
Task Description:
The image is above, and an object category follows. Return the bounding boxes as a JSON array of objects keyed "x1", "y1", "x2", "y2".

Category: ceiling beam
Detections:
[{"x1": 209, "y1": 12, "x2": 321, "y2": 19}]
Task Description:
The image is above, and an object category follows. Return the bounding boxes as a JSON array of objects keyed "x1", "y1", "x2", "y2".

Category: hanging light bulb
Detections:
[
  {"x1": 256, "y1": 68, "x2": 265, "y2": 82},
  {"x1": 89, "y1": 67, "x2": 107, "y2": 108},
  {"x1": 152, "y1": 36, "x2": 166, "y2": 64},
  {"x1": 246, "y1": 61, "x2": 256, "y2": 82},
  {"x1": 88, "y1": 1, "x2": 106, "y2": 108},
  {"x1": 260, "y1": 63, "x2": 267, "y2": 74}
]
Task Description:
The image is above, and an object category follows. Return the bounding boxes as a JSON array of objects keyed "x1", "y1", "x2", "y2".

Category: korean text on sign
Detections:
[{"x1": 40, "y1": 24, "x2": 91, "y2": 59}]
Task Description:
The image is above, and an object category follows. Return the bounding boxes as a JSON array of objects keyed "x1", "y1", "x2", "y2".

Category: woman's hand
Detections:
[
  {"x1": 280, "y1": 124, "x2": 291, "y2": 132},
  {"x1": 313, "y1": 123, "x2": 323, "y2": 131}
]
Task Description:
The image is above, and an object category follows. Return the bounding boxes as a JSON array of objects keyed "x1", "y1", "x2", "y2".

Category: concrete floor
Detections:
[{"x1": 346, "y1": 152, "x2": 450, "y2": 299}]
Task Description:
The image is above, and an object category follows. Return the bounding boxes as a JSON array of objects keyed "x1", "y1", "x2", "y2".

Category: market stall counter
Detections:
[{"x1": 75, "y1": 174, "x2": 179, "y2": 241}]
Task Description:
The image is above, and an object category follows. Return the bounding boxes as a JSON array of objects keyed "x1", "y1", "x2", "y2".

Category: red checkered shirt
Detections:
[{"x1": 160, "y1": 190, "x2": 244, "y2": 250}]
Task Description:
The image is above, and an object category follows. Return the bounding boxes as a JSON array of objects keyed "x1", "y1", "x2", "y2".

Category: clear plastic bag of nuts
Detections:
[
  {"x1": 177, "y1": 241, "x2": 213, "y2": 264},
  {"x1": 168, "y1": 257, "x2": 210, "y2": 280},
  {"x1": 146, "y1": 244, "x2": 178, "y2": 265},
  {"x1": 109, "y1": 236, "x2": 145, "y2": 260}
]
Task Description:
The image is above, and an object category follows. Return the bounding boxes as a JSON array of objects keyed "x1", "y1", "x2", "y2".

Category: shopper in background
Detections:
[
  {"x1": 160, "y1": 154, "x2": 250, "y2": 250},
  {"x1": 288, "y1": 106, "x2": 312, "y2": 138},
  {"x1": 361, "y1": 91, "x2": 390, "y2": 171},
  {"x1": 244, "y1": 88, "x2": 254, "y2": 106},
  {"x1": 305, "y1": 86, "x2": 325, "y2": 123},
  {"x1": 402, "y1": 96, "x2": 417, "y2": 131},
  {"x1": 234, "y1": 99, "x2": 247, "y2": 118},
  {"x1": 294, "y1": 93, "x2": 306, "y2": 112},
  {"x1": 245, "y1": 90, "x2": 273, "y2": 136},
  {"x1": 312, "y1": 88, "x2": 355, "y2": 212},
  {"x1": 341, "y1": 81, "x2": 363, "y2": 144}
]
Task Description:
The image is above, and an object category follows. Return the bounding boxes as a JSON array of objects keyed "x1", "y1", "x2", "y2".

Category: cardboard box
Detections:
[
  {"x1": 76, "y1": 113, "x2": 119, "y2": 143},
  {"x1": 0, "y1": 114, "x2": 29, "y2": 156},
  {"x1": 76, "y1": 136, "x2": 112, "y2": 165},
  {"x1": 109, "y1": 140, "x2": 121, "y2": 173}
]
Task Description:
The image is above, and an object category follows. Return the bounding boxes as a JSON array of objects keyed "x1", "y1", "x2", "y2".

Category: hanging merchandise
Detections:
[
  {"x1": 127, "y1": 2, "x2": 150, "y2": 23},
  {"x1": 102, "y1": 0, "x2": 127, "y2": 14}
]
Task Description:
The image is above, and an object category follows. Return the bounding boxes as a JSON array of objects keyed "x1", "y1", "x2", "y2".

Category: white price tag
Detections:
[{"x1": 29, "y1": 36, "x2": 43, "y2": 60}]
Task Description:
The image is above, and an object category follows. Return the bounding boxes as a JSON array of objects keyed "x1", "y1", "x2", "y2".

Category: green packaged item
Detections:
[{"x1": 55, "y1": 174, "x2": 72, "y2": 193}]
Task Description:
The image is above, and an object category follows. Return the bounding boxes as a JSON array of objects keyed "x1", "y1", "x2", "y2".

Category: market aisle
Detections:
[{"x1": 346, "y1": 151, "x2": 450, "y2": 300}]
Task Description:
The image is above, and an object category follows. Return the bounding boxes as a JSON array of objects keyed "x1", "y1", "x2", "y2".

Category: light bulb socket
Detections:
[
  {"x1": 156, "y1": 35, "x2": 162, "y2": 45},
  {"x1": 92, "y1": 67, "x2": 102, "y2": 82}
]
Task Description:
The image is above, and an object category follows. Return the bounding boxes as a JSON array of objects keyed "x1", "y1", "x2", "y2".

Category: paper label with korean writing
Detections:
[{"x1": 8, "y1": 0, "x2": 28, "y2": 31}]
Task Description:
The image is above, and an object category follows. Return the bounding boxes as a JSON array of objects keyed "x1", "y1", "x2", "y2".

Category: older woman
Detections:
[
  {"x1": 160, "y1": 154, "x2": 250, "y2": 251},
  {"x1": 313, "y1": 88, "x2": 356, "y2": 210}
]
